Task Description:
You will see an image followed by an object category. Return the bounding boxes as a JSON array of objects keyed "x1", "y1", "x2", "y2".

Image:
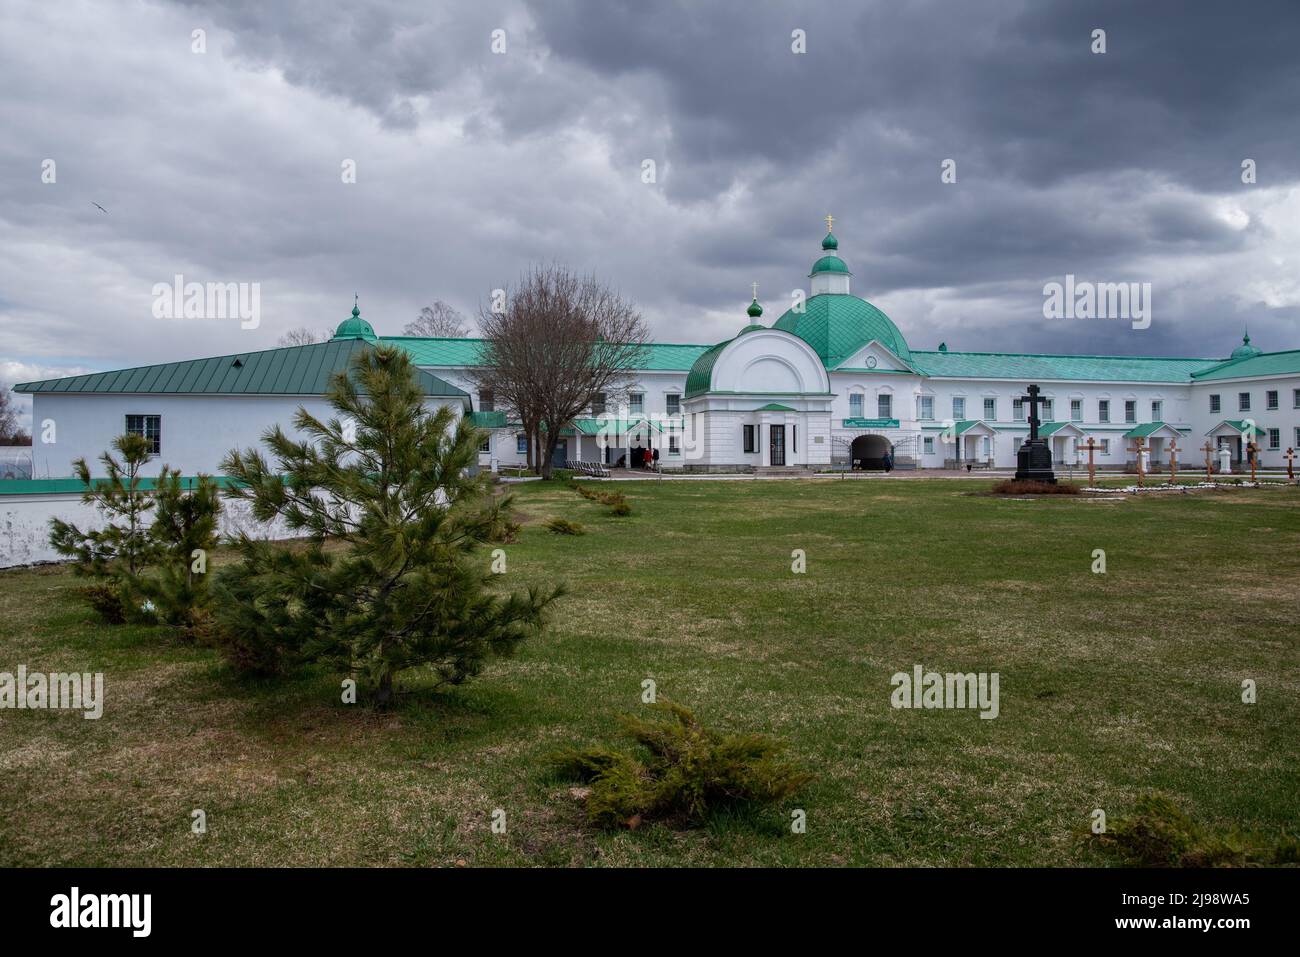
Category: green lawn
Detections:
[{"x1": 1, "y1": 478, "x2": 1297, "y2": 866}]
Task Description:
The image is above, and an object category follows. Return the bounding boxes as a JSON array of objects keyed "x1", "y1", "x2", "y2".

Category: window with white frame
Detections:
[
  {"x1": 1295, "y1": 426, "x2": 1300, "y2": 448},
  {"x1": 1293, "y1": 388, "x2": 1300, "y2": 409},
  {"x1": 479, "y1": 436, "x2": 491, "y2": 453},
  {"x1": 1070, "y1": 399, "x2": 1082, "y2": 422},
  {"x1": 665, "y1": 393, "x2": 681, "y2": 415},
  {"x1": 1268, "y1": 428, "x2": 1280, "y2": 450},
  {"x1": 1100, "y1": 438, "x2": 1111, "y2": 454},
  {"x1": 125, "y1": 414, "x2": 161, "y2": 454},
  {"x1": 668, "y1": 435, "x2": 680, "y2": 455},
  {"x1": 629, "y1": 392, "x2": 644, "y2": 414},
  {"x1": 983, "y1": 397, "x2": 996, "y2": 420},
  {"x1": 952, "y1": 397, "x2": 965, "y2": 420},
  {"x1": 1041, "y1": 398, "x2": 1053, "y2": 420},
  {"x1": 1238, "y1": 392, "x2": 1251, "y2": 411},
  {"x1": 516, "y1": 435, "x2": 528, "y2": 455},
  {"x1": 919, "y1": 395, "x2": 934, "y2": 420},
  {"x1": 1124, "y1": 400, "x2": 1136, "y2": 423},
  {"x1": 849, "y1": 393, "x2": 864, "y2": 418},
  {"x1": 479, "y1": 390, "x2": 495, "y2": 412},
  {"x1": 590, "y1": 392, "x2": 606, "y2": 414},
  {"x1": 1209, "y1": 394, "x2": 1221, "y2": 413},
  {"x1": 1151, "y1": 400, "x2": 1162, "y2": 421},
  {"x1": 743, "y1": 424, "x2": 756, "y2": 453},
  {"x1": 1266, "y1": 390, "x2": 1278, "y2": 410},
  {"x1": 1013, "y1": 399, "x2": 1025, "y2": 421},
  {"x1": 878, "y1": 394, "x2": 892, "y2": 419},
  {"x1": 1098, "y1": 400, "x2": 1110, "y2": 422},
  {"x1": 923, "y1": 436, "x2": 934, "y2": 454}
]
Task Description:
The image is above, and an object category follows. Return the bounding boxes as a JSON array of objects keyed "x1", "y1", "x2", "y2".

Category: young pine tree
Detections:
[
  {"x1": 49, "y1": 432, "x2": 159, "y2": 622},
  {"x1": 138, "y1": 469, "x2": 222, "y2": 639},
  {"x1": 216, "y1": 344, "x2": 562, "y2": 704}
]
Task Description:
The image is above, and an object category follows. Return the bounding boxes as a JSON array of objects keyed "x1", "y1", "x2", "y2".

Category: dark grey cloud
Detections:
[{"x1": 3, "y1": 0, "x2": 1300, "y2": 432}]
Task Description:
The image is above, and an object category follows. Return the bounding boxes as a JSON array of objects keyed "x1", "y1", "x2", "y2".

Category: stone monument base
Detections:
[{"x1": 1014, "y1": 439, "x2": 1057, "y2": 484}]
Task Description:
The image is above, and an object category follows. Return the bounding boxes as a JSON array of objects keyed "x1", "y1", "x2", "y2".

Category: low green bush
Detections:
[
  {"x1": 552, "y1": 700, "x2": 812, "y2": 829},
  {"x1": 544, "y1": 517, "x2": 586, "y2": 535},
  {"x1": 1096, "y1": 793, "x2": 1299, "y2": 866}
]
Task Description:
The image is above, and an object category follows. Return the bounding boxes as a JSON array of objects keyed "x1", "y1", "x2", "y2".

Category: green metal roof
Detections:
[
  {"x1": 910, "y1": 349, "x2": 1221, "y2": 383},
  {"x1": 1123, "y1": 421, "x2": 1178, "y2": 438},
  {"x1": 755, "y1": 403, "x2": 797, "y2": 412},
  {"x1": 1189, "y1": 348, "x2": 1300, "y2": 381},
  {"x1": 951, "y1": 419, "x2": 999, "y2": 435},
  {"x1": 1210, "y1": 419, "x2": 1266, "y2": 437},
  {"x1": 467, "y1": 410, "x2": 507, "y2": 429},
  {"x1": 772, "y1": 294, "x2": 913, "y2": 365},
  {"x1": 12, "y1": 339, "x2": 468, "y2": 399},
  {"x1": 808, "y1": 255, "x2": 851, "y2": 276},
  {"x1": 383, "y1": 337, "x2": 710, "y2": 372},
  {"x1": 821, "y1": 231, "x2": 838, "y2": 251},
  {"x1": 1038, "y1": 420, "x2": 1084, "y2": 436},
  {"x1": 684, "y1": 340, "x2": 730, "y2": 397}
]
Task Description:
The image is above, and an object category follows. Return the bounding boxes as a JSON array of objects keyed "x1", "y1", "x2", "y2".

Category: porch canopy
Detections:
[
  {"x1": 1122, "y1": 421, "x2": 1184, "y2": 464},
  {"x1": 943, "y1": 420, "x2": 997, "y2": 464},
  {"x1": 1037, "y1": 420, "x2": 1087, "y2": 463}
]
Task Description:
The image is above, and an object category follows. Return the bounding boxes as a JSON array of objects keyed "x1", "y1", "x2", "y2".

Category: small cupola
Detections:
[
  {"x1": 809, "y1": 215, "x2": 851, "y2": 296},
  {"x1": 1230, "y1": 330, "x2": 1261, "y2": 360},
  {"x1": 332, "y1": 296, "x2": 378, "y2": 342}
]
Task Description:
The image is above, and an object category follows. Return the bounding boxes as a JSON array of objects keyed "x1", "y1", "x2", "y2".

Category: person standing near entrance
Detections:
[{"x1": 883, "y1": 444, "x2": 894, "y2": 472}]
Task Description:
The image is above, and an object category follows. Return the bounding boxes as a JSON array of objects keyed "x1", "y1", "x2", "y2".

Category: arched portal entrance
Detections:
[{"x1": 850, "y1": 434, "x2": 891, "y2": 470}]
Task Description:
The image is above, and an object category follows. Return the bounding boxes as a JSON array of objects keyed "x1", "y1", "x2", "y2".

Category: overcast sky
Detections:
[{"x1": 4, "y1": 0, "x2": 1300, "y2": 425}]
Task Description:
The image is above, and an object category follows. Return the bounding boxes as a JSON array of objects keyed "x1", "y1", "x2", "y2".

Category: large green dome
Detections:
[{"x1": 771, "y1": 294, "x2": 911, "y2": 366}]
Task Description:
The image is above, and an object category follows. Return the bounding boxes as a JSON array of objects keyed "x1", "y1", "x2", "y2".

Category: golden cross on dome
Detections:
[
  {"x1": 751, "y1": 281, "x2": 759, "y2": 300},
  {"x1": 824, "y1": 213, "x2": 834, "y2": 233}
]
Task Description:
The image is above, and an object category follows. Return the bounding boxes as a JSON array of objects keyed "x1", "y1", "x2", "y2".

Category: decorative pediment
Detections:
[{"x1": 832, "y1": 340, "x2": 916, "y2": 374}]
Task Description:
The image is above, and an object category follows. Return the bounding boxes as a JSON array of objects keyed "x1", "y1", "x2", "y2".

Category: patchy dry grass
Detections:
[{"x1": 1, "y1": 478, "x2": 1297, "y2": 866}]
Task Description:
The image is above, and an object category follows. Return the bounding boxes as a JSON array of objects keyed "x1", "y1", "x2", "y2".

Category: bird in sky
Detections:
[{"x1": 91, "y1": 202, "x2": 107, "y2": 213}]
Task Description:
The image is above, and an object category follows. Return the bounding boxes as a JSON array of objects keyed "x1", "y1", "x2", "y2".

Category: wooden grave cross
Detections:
[
  {"x1": 1285, "y1": 446, "x2": 1296, "y2": 482},
  {"x1": 1078, "y1": 436, "x2": 1101, "y2": 486},
  {"x1": 1167, "y1": 437, "x2": 1180, "y2": 485},
  {"x1": 1247, "y1": 440, "x2": 1260, "y2": 483},
  {"x1": 1201, "y1": 441, "x2": 1215, "y2": 482},
  {"x1": 1126, "y1": 436, "x2": 1147, "y2": 487}
]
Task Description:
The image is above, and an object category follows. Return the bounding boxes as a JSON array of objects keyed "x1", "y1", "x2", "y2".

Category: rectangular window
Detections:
[
  {"x1": 952, "y1": 397, "x2": 965, "y2": 420},
  {"x1": 1042, "y1": 399, "x2": 1053, "y2": 421},
  {"x1": 125, "y1": 414, "x2": 160, "y2": 454},
  {"x1": 590, "y1": 392, "x2": 606, "y2": 415},
  {"x1": 516, "y1": 435, "x2": 528, "y2": 455},
  {"x1": 1238, "y1": 392, "x2": 1251, "y2": 411},
  {"x1": 479, "y1": 390, "x2": 495, "y2": 413},
  {"x1": 629, "y1": 393, "x2": 644, "y2": 414},
  {"x1": 919, "y1": 395, "x2": 934, "y2": 420},
  {"x1": 1151, "y1": 400, "x2": 1162, "y2": 421},
  {"x1": 792, "y1": 424, "x2": 798, "y2": 453},
  {"x1": 983, "y1": 397, "x2": 996, "y2": 421},
  {"x1": 878, "y1": 394, "x2": 892, "y2": 419},
  {"x1": 1268, "y1": 428, "x2": 1280, "y2": 450},
  {"x1": 479, "y1": 436, "x2": 491, "y2": 454},
  {"x1": 923, "y1": 436, "x2": 935, "y2": 454},
  {"x1": 1293, "y1": 388, "x2": 1300, "y2": 409},
  {"x1": 1209, "y1": 394, "x2": 1221, "y2": 413},
  {"x1": 1070, "y1": 399, "x2": 1082, "y2": 422},
  {"x1": 1295, "y1": 427, "x2": 1300, "y2": 448},
  {"x1": 743, "y1": 424, "x2": 756, "y2": 453},
  {"x1": 1013, "y1": 399, "x2": 1025, "y2": 422},
  {"x1": 1098, "y1": 400, "x2": 1110, "y2": 423},
  {"x1": 665, "y1": 393, "x2": 681, "y2": 415},
  {"x1": 1100, "y1": 439, "x2": 1111, "y2": 454},
  {"x1": 668, "y1": 435, "x2": 680, "y2": 455},
  {"x1": 1124, "y1": 400, "x2": 1136, "y2": 423},
  {"x1": 1266, "y1": 390, "x2": 1278, "y2": 410},
  {"x1": 849, "y1": 393, "x2": 864, "y2": 418}
]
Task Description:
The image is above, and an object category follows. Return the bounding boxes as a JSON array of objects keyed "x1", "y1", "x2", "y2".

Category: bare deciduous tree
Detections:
[
  {"x1": 277, "y1": 327, "x2": 331, "y2": 347},
  {"x1": 405, "y1": 301, "x2": 469, "y2": 338},
  {"x1": 472, "y1": 265, "x2": 648, "y2": 479},
  {"x1": 0, "y1": 385, "x2": 30, "y2": 444}
]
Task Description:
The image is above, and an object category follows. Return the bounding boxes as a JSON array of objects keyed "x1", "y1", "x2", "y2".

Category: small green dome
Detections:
[
  {"x1": 747, "y1": 297, "x2": 763, "y2": 318},
  {"x1": 332, "y1": 301, "x2": 377, "y2": 342},
  {"x1": 1230, "y1": 332, "x2": 1261, "y2": 360},
  {"x1": 809, "y1": 254, "x2": 851, "y2": 277},
  {"x1": 821, "y1": 231, "x2": 838, "y2": 251}
]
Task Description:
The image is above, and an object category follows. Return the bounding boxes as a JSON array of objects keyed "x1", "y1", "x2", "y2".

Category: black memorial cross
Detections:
[{"x1": 1022, "y1": 383, "x2": 1048, "y2": 441}]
